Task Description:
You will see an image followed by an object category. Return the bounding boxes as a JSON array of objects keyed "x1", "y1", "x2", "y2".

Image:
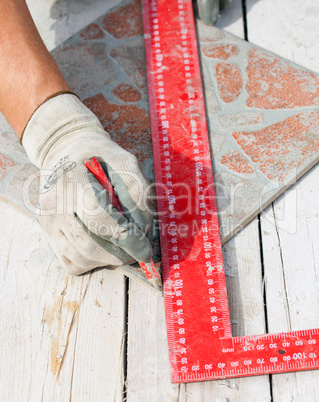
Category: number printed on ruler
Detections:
[
  {"x1": 148, "y1": 0, "x2": 224, "y2": 372},
  {"x1": 144, "y1": 0, "x2": 319, "y2": 384}
]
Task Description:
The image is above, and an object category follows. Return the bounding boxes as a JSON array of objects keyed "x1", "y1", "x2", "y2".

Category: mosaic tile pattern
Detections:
[
  {"x1": 0, "y1": 0, "x2": 318, "y2": 246},
  {"x1": 198, "y1": 20, "x2": 319, "y2": 241}
]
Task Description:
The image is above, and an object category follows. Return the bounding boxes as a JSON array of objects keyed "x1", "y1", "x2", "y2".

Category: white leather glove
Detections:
[{"x1": 22, "y1": 93, "x2": 153, "y2": 275}]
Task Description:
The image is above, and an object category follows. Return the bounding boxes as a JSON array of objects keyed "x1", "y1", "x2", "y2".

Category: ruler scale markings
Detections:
[{"x1": 142, "y1": 0, "x2": 319, "y2": 383}]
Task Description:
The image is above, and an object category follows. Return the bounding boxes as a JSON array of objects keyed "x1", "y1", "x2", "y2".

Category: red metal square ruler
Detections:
[{"x1": 142, "y1": 0, "x2": 319, "y2": 383}]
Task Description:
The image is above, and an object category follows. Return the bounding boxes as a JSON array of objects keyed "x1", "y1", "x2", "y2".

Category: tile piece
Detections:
[
  {"x1": 216, "y1": 63, "x2": 243, "y2": 103},
  {"x1": 110, "y1": 36, "x2": 148, "y2": 95},
  {"x1": 0, "y1": 154, "x2": 16, "y2": 179},
  {"x1": 197, "y1": 19, "x2": 319, "y2": 241},
  {"x1": 218, "y1": 112, "x2": 263, "y2": 129},
  {"x1": 220, "y1": 151, "x2": 254, "y2": 175},
  {"x1": 202, "y1": 44, "x2": 238, "y2": 60},
  {"x1": 83, "y1": 94, "x2": 152, "y2": 162},
  {"x1": 233, "y1": 111, "x2": 319, "y2": 182},
  {"x1": 246, "y1": 49, "x2": 319, "y2": 109},
  {"x1": 102, "y1": 0, "x2": 143, "y2": 39},
  {"x1": 53, "y1": 42, "x2": 113, "y2": 99},
  {"x1": 6, "y1": 164, "x2": 40, "y2": 209},
  {"x1": 79, "y1": 23, "x2": 105, "y2": 41},
  {"x1": 0, "y1": 0, "x2": 318, "y2": 246},
  {"x1": 113, "y1": 84, "x2": 142, "y2": 102}
]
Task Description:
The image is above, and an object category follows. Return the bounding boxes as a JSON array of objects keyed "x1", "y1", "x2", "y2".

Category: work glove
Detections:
[{"x1": 22, "y1": 93, "x2": 153, "y2": 275}]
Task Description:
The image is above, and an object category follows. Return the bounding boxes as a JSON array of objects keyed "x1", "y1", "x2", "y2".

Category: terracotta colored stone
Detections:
[
  {"x1": 113, "y1": 84, "x2": 141, "y2": 102},
  {"x1": 233, "y1": 111, "x2": 319, "y2": 182},
  {"x1": 246, "y1": 49, "x2": 319, "y2": 109},
  {"x1": 79, "y1": 23, "x2": 105, "y2": 40},
  {"x1": 0, "y1": 153, "x2": 16, "y2": 180},
  {"x1": 83, "y1": 94, "x2": 152, "y2": 162},
  {"x1": 203, "y1": 44, "x2": 238, "y2": 60},
  {"x1": 221, "y1": 151, "x2": 254, "y2": 174},
  {"x1": 216, "y1": 63, "x2": 242, "y2": 103},
  {"x1": 218, "y1": 112, "x2": 263, "y2": 129},
  {"x1": 110, "y1": 37, "x2": 147, "y2": 92},
  {"x1": 102, "y1": 0, "x2": 143, "y2": 39}
]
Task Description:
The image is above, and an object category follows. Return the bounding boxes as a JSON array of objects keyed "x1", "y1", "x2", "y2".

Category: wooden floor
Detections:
[{"x1": 1, "y1": 0, "x2": 319, "y2": 400}]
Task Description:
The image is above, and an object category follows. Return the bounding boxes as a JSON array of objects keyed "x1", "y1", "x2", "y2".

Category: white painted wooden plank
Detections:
[
  {"x1": 248, "y1": 0, "x2": 319, "y2": 399},
  {"x1": 126, "y1": 282, "x2": 180, "y2": 401},
  {"x1": 261, "y1": 168, "x2": 319, "y2": 402},
  {"x1": 0, "y1": 200, "x2": 126, "y2": 401},
  {"x1": 183, "y1": 220, "x2": 271, "y2": 401},
  {"x1": 246, "y1": 0, "x2": 319, "y2": 73},
  {"x1": 215, "y1": 0, "x2": 244, "y2": 39},
  {"x1": 0, "y1": 4, "x2": 131, "y2": 400}
]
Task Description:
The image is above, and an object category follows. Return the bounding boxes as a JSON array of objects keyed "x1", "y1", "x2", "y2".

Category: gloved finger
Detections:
[
  {"x1": 75, "y1": 166, "x2": 153, "y2": 262},
  {"x1": 98, "y1": 154, "x2": 153, "y2": 233},
  {"x1": 60, "y1": 215, "x2": 136, "y2": 266},
  {"x1": 59, "y1": 246, "x2": 99, "y2": 276},
  {"x1": 37, "y1": 216, "x2": 102, "y2": 275},
  {"x1": 72, "y1": 209, "x2": 153, "y2": 263},
  {"x1": 75, "y1": 164, "x2": 126, "y2": 232}
]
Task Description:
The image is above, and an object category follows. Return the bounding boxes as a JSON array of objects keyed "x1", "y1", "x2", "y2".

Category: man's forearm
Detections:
[{"x1": 0, "y1": 0, "x2": 70, "y2": 137}]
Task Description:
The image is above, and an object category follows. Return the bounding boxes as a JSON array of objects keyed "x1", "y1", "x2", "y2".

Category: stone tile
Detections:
[
  {"x1": 220, "y1": 150, "x2": 254, "y2": 175},
  {"x1": 83, "y1": 93, "x2": 152, "y2": 163},
  {"x1": 246, "y1": 49, "x2": 319, "y2": 109},
  {"x1": 0, "y1": 0, "x2": 318, "y2": 246},
  {"x1": 214, "y1": 170, "x2": 267, "y2": 239},
  {"x1": 201, "y1": 62, "x2": 221, "y2": 117},
  {"x1": 197, "y1": 20, "x2": 224, "y2": 43},
  {"x1": 54, "y1": 41, "x2": 114, "y2": 99},
  {"x1": 110, "y1": 36, "x2": 147, "y2": 95},
  {"x1": 215, "y1": 63, "x2": 243, "y2": 103},
  {"x1": 0, "y1": 154, "x2": 16, "y2": 180},
  {"x1": 79, "y1": 23, "x2": 105, "y2": 41},
  {"x1": 6, "y1": 164, "x2": 40, "y2": 210},
  {"x1": 218, "y1": 112, "x2": 263, "y2": 129},
  {"x1": 113, "y1": 84, "x2": 141, "y2": 102},
  {"x1": 198, "y1": 18, "x2": 319, "y2": 241},
  {"x1": 102, "y1": 0, "x2": 143, "y2": 39},
  {"x1": 233, "y1": 111, "x2": 319, "y2": 183},
  {"x1": 202, "y1": 44, "x2": 238, "y2": 60}
]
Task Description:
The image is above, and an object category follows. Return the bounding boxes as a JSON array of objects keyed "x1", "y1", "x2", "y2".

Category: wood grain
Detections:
[
  {"x1": 0, "y1": 200, "x2": 126, "y2": 401},
  {"x1": 248, "y1": 0, "x2": 319, "y2": 400}
]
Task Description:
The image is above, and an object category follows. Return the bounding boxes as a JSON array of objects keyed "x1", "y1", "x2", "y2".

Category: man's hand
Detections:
[{"x1": 22, "y1": 93, "x2": 153, "y2": 275}]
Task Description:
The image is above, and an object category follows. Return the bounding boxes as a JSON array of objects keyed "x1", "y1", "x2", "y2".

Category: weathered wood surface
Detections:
[
  {"x1": 0, "y1": 200, "x2": 126, "y2": 401},
  {"x1": 248, "y1": 0, "x2": 319, "y2": 400},
  {"x1": 261, "y1": 168, "x2": 319, "y2": 401},
  {"x1": 0, "y1": 0, "x2": 318, "y2": 401}
]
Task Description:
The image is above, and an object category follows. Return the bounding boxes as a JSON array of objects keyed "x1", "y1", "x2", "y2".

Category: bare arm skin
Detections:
[{"x1": 0, "y1": 0, "x2": 70, "y2": 137}]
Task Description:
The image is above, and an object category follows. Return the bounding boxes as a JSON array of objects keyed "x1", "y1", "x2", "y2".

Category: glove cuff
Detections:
[{"x1": 22, "y1": 93, "x2": 105, "y2": 169}]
